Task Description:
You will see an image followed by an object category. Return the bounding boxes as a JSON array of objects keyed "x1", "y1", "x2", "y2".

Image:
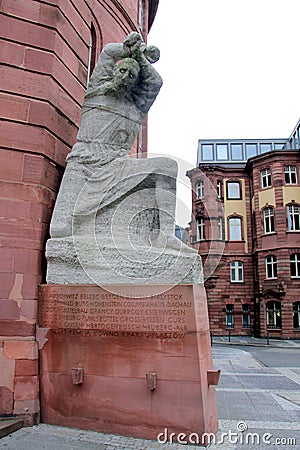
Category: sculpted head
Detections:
[{"x1": 113, "y1": 58, "x2": 140, "y2": 92}]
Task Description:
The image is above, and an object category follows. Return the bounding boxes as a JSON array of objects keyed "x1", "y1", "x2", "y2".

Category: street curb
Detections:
[{"x1": 212, "y1": 341, "x2": 300, "y2": 349}]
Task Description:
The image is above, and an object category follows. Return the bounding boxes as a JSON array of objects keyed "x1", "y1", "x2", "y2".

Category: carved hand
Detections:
[{"x1": 123, "y1": 32, "x2": 143, "y2": 57}]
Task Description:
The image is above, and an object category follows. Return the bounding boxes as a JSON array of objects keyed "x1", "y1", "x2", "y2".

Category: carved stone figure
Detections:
[{"x1": 46, "y1": 33, "x2": 202, "y2": 287}]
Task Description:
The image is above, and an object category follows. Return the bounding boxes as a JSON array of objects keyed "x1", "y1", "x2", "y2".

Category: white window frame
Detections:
[
  {"x1": 265, "y1": 255, "x2": 277, "y2": 279},
  {"x1": 290, "y1": 253, "x2": 300, "y2": 278},
  {"x1": 287, "y1": 205, "x2": 300, "y2": 231},
  {"x1": 196, "y1": 218, "x2": 205, "y2": 241},
  {"x1": 218, "y1": 217, "x2": 223, "y2": 240},
  {"x1": 230, "y1": 260, "x2": 244, "y2": 283},
  {"x1": 261, "y1": 168, "x2": 272, "y2": 188},
  {"x1": 229, "y1": 217, "x2": 242, "y2": 240},
  {"x1": 284, "y1": 165, "x2": 297, "y2": 184},
  {"x1": 217, "y1": 180, "x2": 222, "y2": 198},
  {"x1": 263, "y1": 207, "x2": 275, "y2": 234},
  {"x1": 195, "y1": 180, "x2": 204, "y2": 199},
  {"x1": 227, "y1": 182, "x2": 241, "y2": 199}
]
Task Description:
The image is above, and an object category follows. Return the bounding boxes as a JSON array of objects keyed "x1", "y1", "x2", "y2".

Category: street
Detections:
[
  {"x1": 213, "y1": 344, "x2": 300, "y2": 449},
  {"x1": 238, "y1": 346, "x2": 300, "y2": 368}
]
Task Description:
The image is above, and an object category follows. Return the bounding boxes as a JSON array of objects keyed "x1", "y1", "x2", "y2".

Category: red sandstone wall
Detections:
[
  {"x1": 187, "y1": 166, "x2": 254, "y2": 337},
  {"x1": 250, "y1": 152, "x2": 300, "y2": 338},
  {"x1": 0, "y1": 0, "x2": 154, "y2": 424}
]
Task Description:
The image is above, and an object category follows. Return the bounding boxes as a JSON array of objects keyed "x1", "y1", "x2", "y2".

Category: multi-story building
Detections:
[
  {"x1": 187, "y1": 119, "x2": 300, "y2": 339},
  {"x1": 0, "y1": 0, "x2": 159, "y2": 425}
]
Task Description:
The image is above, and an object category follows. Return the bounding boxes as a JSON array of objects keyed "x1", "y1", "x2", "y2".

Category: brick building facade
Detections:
[
  {"x1": 0, "y1": 0, "x2": 158, "y2": 425},
  {"x1": 187, "y1": 121, "x2": 300, "y2": 339}
]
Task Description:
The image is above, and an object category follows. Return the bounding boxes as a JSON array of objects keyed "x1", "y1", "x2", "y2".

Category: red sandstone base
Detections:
[{"x1": 38, "y1": 284, "x2": 218, "y2": 443}]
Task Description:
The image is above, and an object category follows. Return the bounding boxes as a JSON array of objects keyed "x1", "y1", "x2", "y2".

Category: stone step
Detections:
[{"x1": 0, "y1": 418, "x2": 23, "y2": 439}]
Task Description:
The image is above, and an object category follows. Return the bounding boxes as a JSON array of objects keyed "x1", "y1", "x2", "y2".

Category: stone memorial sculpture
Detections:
[
  {"x1": 41, "y1": 34, "x2": 218, "y2": 441},
  {"x1": 46, "y1": 32, "x2": 202, "y2": 286}
]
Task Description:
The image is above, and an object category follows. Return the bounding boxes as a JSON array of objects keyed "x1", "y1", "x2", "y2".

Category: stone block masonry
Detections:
[{"x1": 0, "y1": 0, "x2": 157, "y2": 426}]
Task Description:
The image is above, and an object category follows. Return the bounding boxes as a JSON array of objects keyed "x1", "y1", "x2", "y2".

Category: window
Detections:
[
  {"x1": 227, "y1": 181, "x2": 241, "y2": 199},
  {"x1": 202, "y1": 144, "x2": 213, "y2": 161},
  {"x1": 245, "y1": 144, "x2": 257, "y2": 159},
  {"x1": 196, "y1": 218, "x2": 205, "y2": 241},
  {"x1": 230, "y1": 261, "x2": 243, "y2": 282},
  {"x1": 87, "y1": 24, "x2": 97, "y2": 84},
  {"x1": 290, "y1": 253, "x2": 300, "y2": 278},
  {"x1": 229, "y1": 217, "x2": 242, "y2": 240},
  {"x1": 292, "y1": 132, "x2": 298, "y2": 149},
  {"x1": 138, "y1": 125, "x2": 143, "y2": 157},
  {"x1": 218, "y1": 217, "x2": 223, "y2": 240},
  {"x1": 263, "y1": 207, "x2": 275, "y2": 233},
  {"x1": 260, "y1": 143, "x2": 272, "y2": 154},
  {"x1": 266, "y1": 301, "x2": 281, "y2": 329},
  {"x1": 284, "y1": 166, "x2": 297, "y2": 184},
  {"x1": 265, "y1": 255, "x2": 277, "y2": 279},
  {"x1": 216, "y1": 144, "x2": 228, "y2": 160},
  {"x1": 217, "y1": 180, "x2": 222, "y2": 198},
  {"x1": 226, "y1": 304, "x2": 234, "y2": 328},
  {"x1": 231, "y1": 144, "x2": 243, "y2": 160},
  {"x1": 261, "y1": 169, "x2": 272, "y2": 188},
  {"x1": 195, "y1": 180, "x2": 204, "y2": 198},
  {"x1": 293, "y1": 302, "x2": 300, "y2": 329},
  {"x1": 242, "y1": 304, "x2": 251, "y2": 328},
  {"x1": 274, "y1": 143, "x2": 284, "y2": 150},
  {"x1": 138, "y1": 0, "x2": 144, "y2": 31},
  {"x1": 287, "y1": 204, "x2": 300, "y2": 231}
]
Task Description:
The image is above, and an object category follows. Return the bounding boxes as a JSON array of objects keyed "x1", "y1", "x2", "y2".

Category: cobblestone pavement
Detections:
[
  {"x1": 213, "y1": 345, "x2": 300, "y2": 449},
  {"x1": 1, "y1": 343, "x2": 299, "y2": 449},
  {"x1": 0, "y1": 423, "x2": 203, "y2": 450}
]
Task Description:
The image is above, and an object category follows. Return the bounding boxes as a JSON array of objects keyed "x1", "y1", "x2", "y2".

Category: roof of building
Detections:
[{"x1": 197, "y1": 117, "x2": 300, "y2": 166}]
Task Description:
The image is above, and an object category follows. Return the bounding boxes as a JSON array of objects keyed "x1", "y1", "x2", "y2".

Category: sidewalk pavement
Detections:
[{"x1": 211, "y1": 335, "x2": 300, "y2": 348}]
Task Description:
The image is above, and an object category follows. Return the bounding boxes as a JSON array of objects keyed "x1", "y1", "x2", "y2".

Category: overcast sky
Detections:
[{"x1": 147, "y1": 0, "x2": 300, "y2": 226}]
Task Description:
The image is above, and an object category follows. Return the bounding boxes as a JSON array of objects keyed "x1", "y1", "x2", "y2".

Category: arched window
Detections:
[
  {"x1": 228, "y1": 216, "x2": 242, "y2": 240},
  {"x1": 230, "y1": 261, "x2": 243, "y2": 282},
  {"x1": 87, "y1": 23, "x2": 97, "y2": 84},
  {"x1": 266, "y1": 301, "x2": 281, "y2": 329},
  {"x1": 287, "y1": 204, "x2": 300, "y2": 231},
  {"x1": 293, "y1": 302, "x2": 300, "y2": 329},
  {"x1": 290, "y1": 253, "x2": 300, "y2": 278},
  {"x1": 265, "y1": 255, "x2": 277, "y2": 279},
  {"x1": 263, "y1": 207, "x2": 275, "y2": 233}
]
